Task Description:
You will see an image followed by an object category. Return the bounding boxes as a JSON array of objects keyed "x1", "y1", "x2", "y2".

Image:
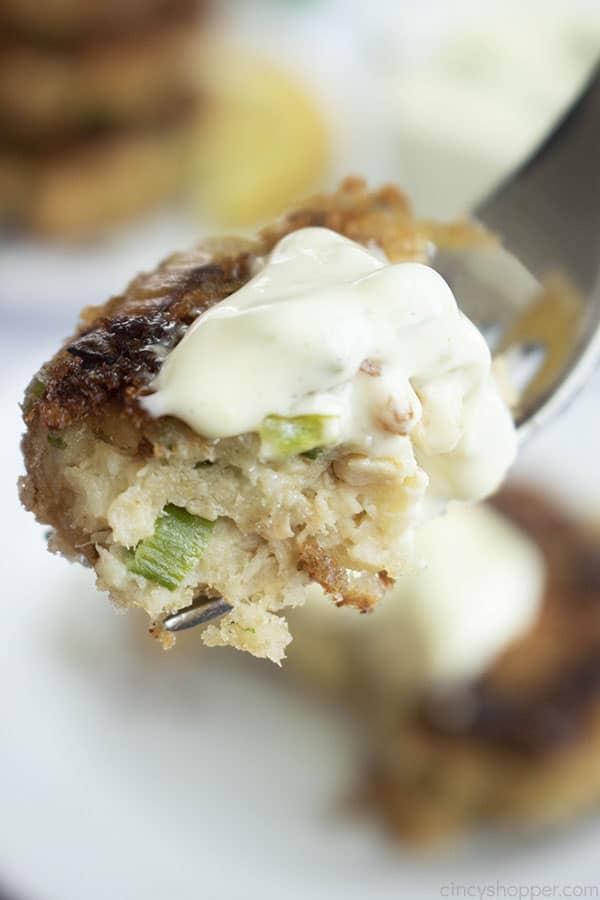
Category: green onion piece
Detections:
[
  {"x1": 127, "y1": 504, "x2": 214, "y2": 591},
  {"x1": 302, "y1": 447, "x2": 324, "y2": 460},
  {"x1": 23, "y1": 371, "x2": 48, "y2": 414},
  {"x1": 47, "y1": 433, "x2": 66, "y2": 450},
  {"x1": 259, "y1": 415, "x2": 338, "y2": 459}
]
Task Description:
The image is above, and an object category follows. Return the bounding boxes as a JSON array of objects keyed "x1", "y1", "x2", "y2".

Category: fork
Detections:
[
  {"x1": 163, "y1": 64, "x2": 600, "y2": 635},
  {"x1": 436, "y1": 63, "x2": 600, "y2": 443}
]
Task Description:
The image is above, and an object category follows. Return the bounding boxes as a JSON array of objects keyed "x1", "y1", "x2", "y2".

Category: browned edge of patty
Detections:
[{"x1": 0, "y1": 1, "x2": 206, "y2": 145}]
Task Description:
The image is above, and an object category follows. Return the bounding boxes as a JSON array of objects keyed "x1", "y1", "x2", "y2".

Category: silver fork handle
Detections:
[
  {"x1": 516, "y1": 275, "x2": 600, "y2": 444},
  {"x1": 478, "y1": 63, "x2": 600, "y2": 442},
  {"x1": 478, "y1": 64, "x2": 600, "y2": 295}
]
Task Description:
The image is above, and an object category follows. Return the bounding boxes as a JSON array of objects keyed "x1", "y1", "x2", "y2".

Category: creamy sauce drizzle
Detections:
[{"x1": 143, "y1": 227, "x2": 516, "y2": 501}]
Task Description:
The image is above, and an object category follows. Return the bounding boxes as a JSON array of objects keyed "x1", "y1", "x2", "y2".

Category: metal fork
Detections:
[
  {"x1": 436, "y1": 63, "x2": 600, "y2": 444},
  {"x1": 163, "y1": 64, "x2": 600, "y2": 635}
]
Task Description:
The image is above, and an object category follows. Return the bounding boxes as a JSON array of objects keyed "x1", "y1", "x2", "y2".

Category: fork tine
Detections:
[{"x1": 163, "y1": 596, "x2": 233, "y2": 633}]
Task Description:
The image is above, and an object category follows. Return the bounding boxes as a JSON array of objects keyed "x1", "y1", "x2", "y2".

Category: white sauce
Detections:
[
  {"x1": 144, "y1": 227, "x2": 516, "y2": 502},
  {"x1": 399, "y1": 502, "x2": 544, "y2": 684}
]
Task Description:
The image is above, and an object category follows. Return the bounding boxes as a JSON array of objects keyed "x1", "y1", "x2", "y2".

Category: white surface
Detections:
[{"x1": 1, "y1": 336, "x2": 600, "y2": 899}]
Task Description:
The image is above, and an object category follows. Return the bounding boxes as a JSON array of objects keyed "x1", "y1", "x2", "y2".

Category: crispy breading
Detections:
[{"x1": 297, "y1": 536, "x2": 388, "y2": 612}]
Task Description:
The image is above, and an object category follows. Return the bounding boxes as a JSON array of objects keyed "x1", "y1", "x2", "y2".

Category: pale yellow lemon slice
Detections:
[{"x1": 189, "y1": 45, "x2": 330, "y2": 228}]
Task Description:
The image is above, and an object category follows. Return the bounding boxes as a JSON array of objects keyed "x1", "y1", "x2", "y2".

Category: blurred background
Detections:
[{"x1": 1, "y1": 1, "x2": 599, "y2": 898}]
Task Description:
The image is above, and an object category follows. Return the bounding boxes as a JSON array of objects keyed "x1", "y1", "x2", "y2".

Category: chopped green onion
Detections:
[
  {"x1": 302, "y1": 447, "x2": 324, "y2": 460},
  {"x1": 23, "y1": 371, "x2": 48, "y2": 414},
  {"x1": 127, "y1": 504, "x2": 214, "y2": 591},
  {"x1": 47, "y1": 433, "x2": 66, "y2": 450},
  {"x1": 259, "y1": 415, "x2": 338, "y2": 459}
]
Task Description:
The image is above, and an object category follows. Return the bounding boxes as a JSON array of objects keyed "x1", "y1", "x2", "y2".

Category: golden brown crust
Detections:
[
  {"x1": 24, "y1": 246, "x2": 256, "y2": 430},
  {"x1": 23, "y1": 177, "x2": 492, "y2": 430},
  {"x1": 297, "y1": 536, "x2": 388, "y2": 612}
]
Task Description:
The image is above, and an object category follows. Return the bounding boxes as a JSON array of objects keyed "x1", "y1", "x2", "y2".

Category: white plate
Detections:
[{"x1": 2, "y1": 346, "x2": 600, "y2": 900}]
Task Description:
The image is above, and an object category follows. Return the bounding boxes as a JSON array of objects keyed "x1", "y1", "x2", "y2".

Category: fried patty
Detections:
[
  {"x1": 0, "y1": 0, "x2": 207, "y2": 43},
  {"x1": 0, "y1": 100, "x2": 199, "y2": 237},
  {"x1": 361, "y1": 486, "x2": 600, "y2": 843},
  {"x1": 19, "y1": 178, "x2": 493, "y2": 661},
  {"x1": 0, "y1": 3, "x2": 203, "y2": 142},
  {"x1": 20, "y1": 178, "x2": 491, "y2": 425}
]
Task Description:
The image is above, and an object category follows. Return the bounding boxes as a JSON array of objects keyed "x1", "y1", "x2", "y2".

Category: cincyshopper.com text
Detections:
[{"x1": 440, "y1": 883, "x2": 599, "y2": 899}]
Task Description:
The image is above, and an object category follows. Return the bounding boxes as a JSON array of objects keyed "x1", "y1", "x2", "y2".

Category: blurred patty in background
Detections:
[
  {"x1": 0, "y1": 0, "x2": 209, "y2": 236},
  {"x1": 290, "y1": 486, "x2": 600, "y2": 844},
  {"x1": 368, "y1": 488, "x2": 600, "y2": 843},
  {"x1": 0, "y1": 0, "x2": 199, "y2": 40}
]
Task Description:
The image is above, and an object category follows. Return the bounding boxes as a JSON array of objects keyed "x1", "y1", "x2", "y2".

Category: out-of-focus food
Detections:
[
  {"x1": 189, "y1": 49, "x2": 329, "y2": 226},
  {"x1": 0, "y1": 0, "x2": 203, "y2": 42},
  {"x1": 0, "y1": 4, "x2": 202, "y2": 141},
  {"x1": 19, "y1": 179, "x2": 514, "y2": 663},
  {"x1": 293, "y1": 485, "x2": 600, "y2": 843},
  {"x1": 0, "y1": 0, "x2": 207, "y2": 236},
  {"x1": 0, "y1": 105, "x2": 198, "y2": 237},
  {"x1": 391, "y1": 10, "x2": 600, "y2": 217}
]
